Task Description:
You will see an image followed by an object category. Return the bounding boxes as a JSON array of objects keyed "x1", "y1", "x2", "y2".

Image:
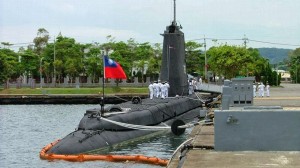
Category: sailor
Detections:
[
  {"x1": 199, "y1": 77, "x2": 202, "y2": 85},
  {"x1": 261, "y1": 82, "x2": 265, "y2": 97},
  {"x1": 188, "y1": 79, "x2": 193, "y2": 95},
  {"x1": 196, "y1": 76, "x2": 203, "y2": 90},
  {"x1": 257, "y1": 83, "x2": 262, "y2": 97},
  {"x1": 148, "y1": 82, "x2": 154, "y2": 99},
  {"x1": 253, "y1": 83, "x2": 257, "y2": 97},
  {"x1": 192, "y1": 78, "x2": 197, "y2": 91},
  {"x1": 258, "y1": 82, "x2": 265, "y2": 97},
  {"x1": 257, "y1": 83, "x2": 261, "y2": 97},
  {"x1": 165, "y1": 81, "x2": 170, "y2": 98},
  {"x1": 153, "y1": 81, "x2": 158, "y2": 98},
  {"x1": 266, "y1": 83, "x2": 270, "y2": 97},
  {"x1": 154, "y1": 80, "x2": 160, "y2": 98},
  {"x1": 161, "y1": 82, "x2": 166, "y2": 99},
  {"x1": 157, "y1": 80, "x2": 162, "y2": 98}
]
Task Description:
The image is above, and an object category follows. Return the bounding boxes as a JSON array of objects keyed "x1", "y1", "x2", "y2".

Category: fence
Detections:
[{"x1": 3, "y1": 77, "x2": 152, "y2": 89}]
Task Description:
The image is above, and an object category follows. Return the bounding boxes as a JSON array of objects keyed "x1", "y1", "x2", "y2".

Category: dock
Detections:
[
  {"x1": 168, "y1": 83, "x2": 300, "y2": 168},
  {"x1": 0, "y1": 94, "x2": 148, "y2": 104}
]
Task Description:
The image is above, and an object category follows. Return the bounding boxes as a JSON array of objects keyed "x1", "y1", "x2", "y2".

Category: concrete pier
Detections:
[
  {"x1": 0, "y1": 94, "x2": 148, "y2": 104},
  {"x1": 167, "y1": 83, "x2": 300, "y2": 168}
]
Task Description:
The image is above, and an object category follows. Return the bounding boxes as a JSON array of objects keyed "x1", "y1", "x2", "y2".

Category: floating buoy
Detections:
[{"x1": 40, "y1": 140, "x2": 168, "y2": 166}]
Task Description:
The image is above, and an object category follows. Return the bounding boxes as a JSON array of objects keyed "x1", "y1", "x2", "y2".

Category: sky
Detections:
[{"x1": 1, "y1": 0, "x2": 300, "y2": 50}]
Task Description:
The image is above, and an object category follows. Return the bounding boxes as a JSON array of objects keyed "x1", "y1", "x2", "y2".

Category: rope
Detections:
[
  {"x1": 167, "y1": 138, "x2": 194, "y2": 167},
  {"x1": 181, "y1": 95, "x2": 205, "y2": 102},
  {"x1": 194, "y1": 92, "x2": 201, "y2": 100},
  {"x1": 178, "y1": 120, "x2": 214, "y2": 129},
  {"x1": 101, "y1": 117, "x2": 213, "y2": 131},
  {"x1": 100, "y1": 117, "x2": 171, "y2": 131}
]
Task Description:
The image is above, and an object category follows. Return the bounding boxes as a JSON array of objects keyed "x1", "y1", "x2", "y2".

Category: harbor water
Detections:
[{"x1": 0, "y1": 105, "x2": 191, "y2": 168}]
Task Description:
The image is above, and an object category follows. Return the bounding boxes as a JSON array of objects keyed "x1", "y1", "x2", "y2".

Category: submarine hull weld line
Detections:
[{"x1": 40, "y1": 140, "x2": 168, "y2": 166}]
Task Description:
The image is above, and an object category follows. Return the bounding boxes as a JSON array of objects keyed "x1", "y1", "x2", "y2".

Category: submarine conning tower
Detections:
[{"x1": 160, "y1": 0, "x2": 188, "y2": 97}]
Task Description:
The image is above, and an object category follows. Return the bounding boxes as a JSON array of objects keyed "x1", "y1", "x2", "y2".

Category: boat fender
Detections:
[
  {"x1": 132, "y1": 96, "x2": 142, "y2": 104},
  {"x1": 171, "y1": 120, "x2": 186, "y2": 136}
]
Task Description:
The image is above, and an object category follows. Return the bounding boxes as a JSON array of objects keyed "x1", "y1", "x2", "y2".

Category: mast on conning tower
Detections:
[{"x1": 173, "y1": 0, "x2": 176, "y2": 25}]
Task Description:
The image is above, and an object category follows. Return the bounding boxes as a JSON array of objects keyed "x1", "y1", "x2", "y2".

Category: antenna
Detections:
[
  {"x1": 242, "y1": 34, "x2": 249, "y2": 48},
  {"x1": 173, "y1": 0, "x2": 176, "y2": 24}
]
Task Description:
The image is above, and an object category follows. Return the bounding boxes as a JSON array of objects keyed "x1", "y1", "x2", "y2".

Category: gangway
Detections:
[{"x1": 195, "y1": 83, "x2": 223, "y2": 93}]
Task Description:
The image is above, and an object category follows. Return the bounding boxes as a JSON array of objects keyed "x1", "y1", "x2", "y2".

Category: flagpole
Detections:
[
  {"x1": 101, "y1": 52, "x2": 106, "y2": 116},
  {"x1": 168, "y1": 45, "x2": 171, "y2": 81}
]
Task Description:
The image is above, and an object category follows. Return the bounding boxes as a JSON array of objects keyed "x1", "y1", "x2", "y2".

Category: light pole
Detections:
[
  {"x1": 204, "y1": 37, "x2": 207, "y2": 81},
  {"x1": 276, "y1": 64, "x2": 278, "y2": 86},
  {"x1": 40, "y1": 57, "x2": 44, "y2": 88},
  {"x1": 242, "y1": 35, "x2": 249, "y2": 76},
  {"x1": 53, "y1": 36, "x2": 56, "y2": 84},
  {"x1": 296, "y1": 60, "x2": 298, "y2": 84}
]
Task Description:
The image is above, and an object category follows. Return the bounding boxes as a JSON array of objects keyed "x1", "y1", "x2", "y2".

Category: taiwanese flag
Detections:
[{"x1": 104, "y1": 56, "x2": 127, "y2": 79}]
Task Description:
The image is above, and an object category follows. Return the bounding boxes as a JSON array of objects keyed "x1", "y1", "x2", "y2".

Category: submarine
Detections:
[{"x1": 46, "y1": 0, "x2": 211, "y2": 155}]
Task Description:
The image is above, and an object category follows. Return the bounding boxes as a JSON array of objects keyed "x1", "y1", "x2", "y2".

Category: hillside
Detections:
[{"x1": 257, "y1": 48, "x2": 292, "y2": 64}]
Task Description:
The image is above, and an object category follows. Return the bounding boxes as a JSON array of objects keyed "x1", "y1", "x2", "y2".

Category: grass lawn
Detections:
[{"x1": 0, "y1": 87, "x2": 149, "y2": 95}]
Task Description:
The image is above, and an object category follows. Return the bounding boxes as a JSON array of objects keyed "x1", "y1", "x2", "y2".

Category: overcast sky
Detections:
[{"x1": 1, "y1": 0, "x2": 300, "y2": 50}]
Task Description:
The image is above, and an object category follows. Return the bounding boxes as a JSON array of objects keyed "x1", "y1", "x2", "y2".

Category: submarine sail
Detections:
[{"x1": 160, "y1": 0, "x2": 188, "y2": 96}]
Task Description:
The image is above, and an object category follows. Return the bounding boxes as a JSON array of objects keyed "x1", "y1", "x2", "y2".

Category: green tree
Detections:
[
  {"x1": 134, "y1": 42, "x2": 154, "y2": 82},
  {"x1": 277, "y1": 73, "x2": 282, "y2": 86},
  {"x1": 65, "y1": 58, "x2": 83, "y2": 83},
  {"x1": 42, "y1": 42, "x2": 56, "y2": 82},
  {"x1": 127, "y1": 38, "x2": 138, "y2": 80},
  {"x1": 246, "y1": 48, "x2": 267, "y2": 82},
  {"x1": 43, "y1": 36, "x2": 84, "y2": 82},
  {"x1": 0, "y1": 48, "x2": 20, "y2": 82},
  {"x1": 84, "y1": 46, "x2": 102, "y2": 83},
  {"x1": 134, "y1": 59, "x2": 147, "y2": 82},
  {"x1": 261, "y1": 62, "x2": 273, "y2": 85},
  {"x1": 54, "y1": 59, "x2": 63, "y2": 83},
  {"x1": 19, "y1": 49, "x2": 39, "y2": 79},
  {"x1": 207, "y1": 45, "x2": 252, "y2": 79},
  {"x1": 0, "y1": 53, "x2": 9, "y2": 84},
  {"x1": 33, "y1": 28, "x2": 49, "y2": 55},
  {"x1": 146, "y1": 43, "x2": 162, "y2": 80},
  {"x1": 109, "y1": 41, "x2": 131, "y2": 77},
  {"x1": 288, "y1": 48, "x2": 300, "y2": 83},
  {"x1": 0, "y1": 49, "x2": 17, "y2": 84},
  {"x1": 185, "y1": 41, "x2": 203, "y2": 76},
  {"x1": 42, "y1": 61, "x2": 51, "y2": 83}
]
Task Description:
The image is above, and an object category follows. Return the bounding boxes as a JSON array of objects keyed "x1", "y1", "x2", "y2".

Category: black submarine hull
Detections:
[{"x1": 47, "y1": 96, "x2": 202, "y2": 154}]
